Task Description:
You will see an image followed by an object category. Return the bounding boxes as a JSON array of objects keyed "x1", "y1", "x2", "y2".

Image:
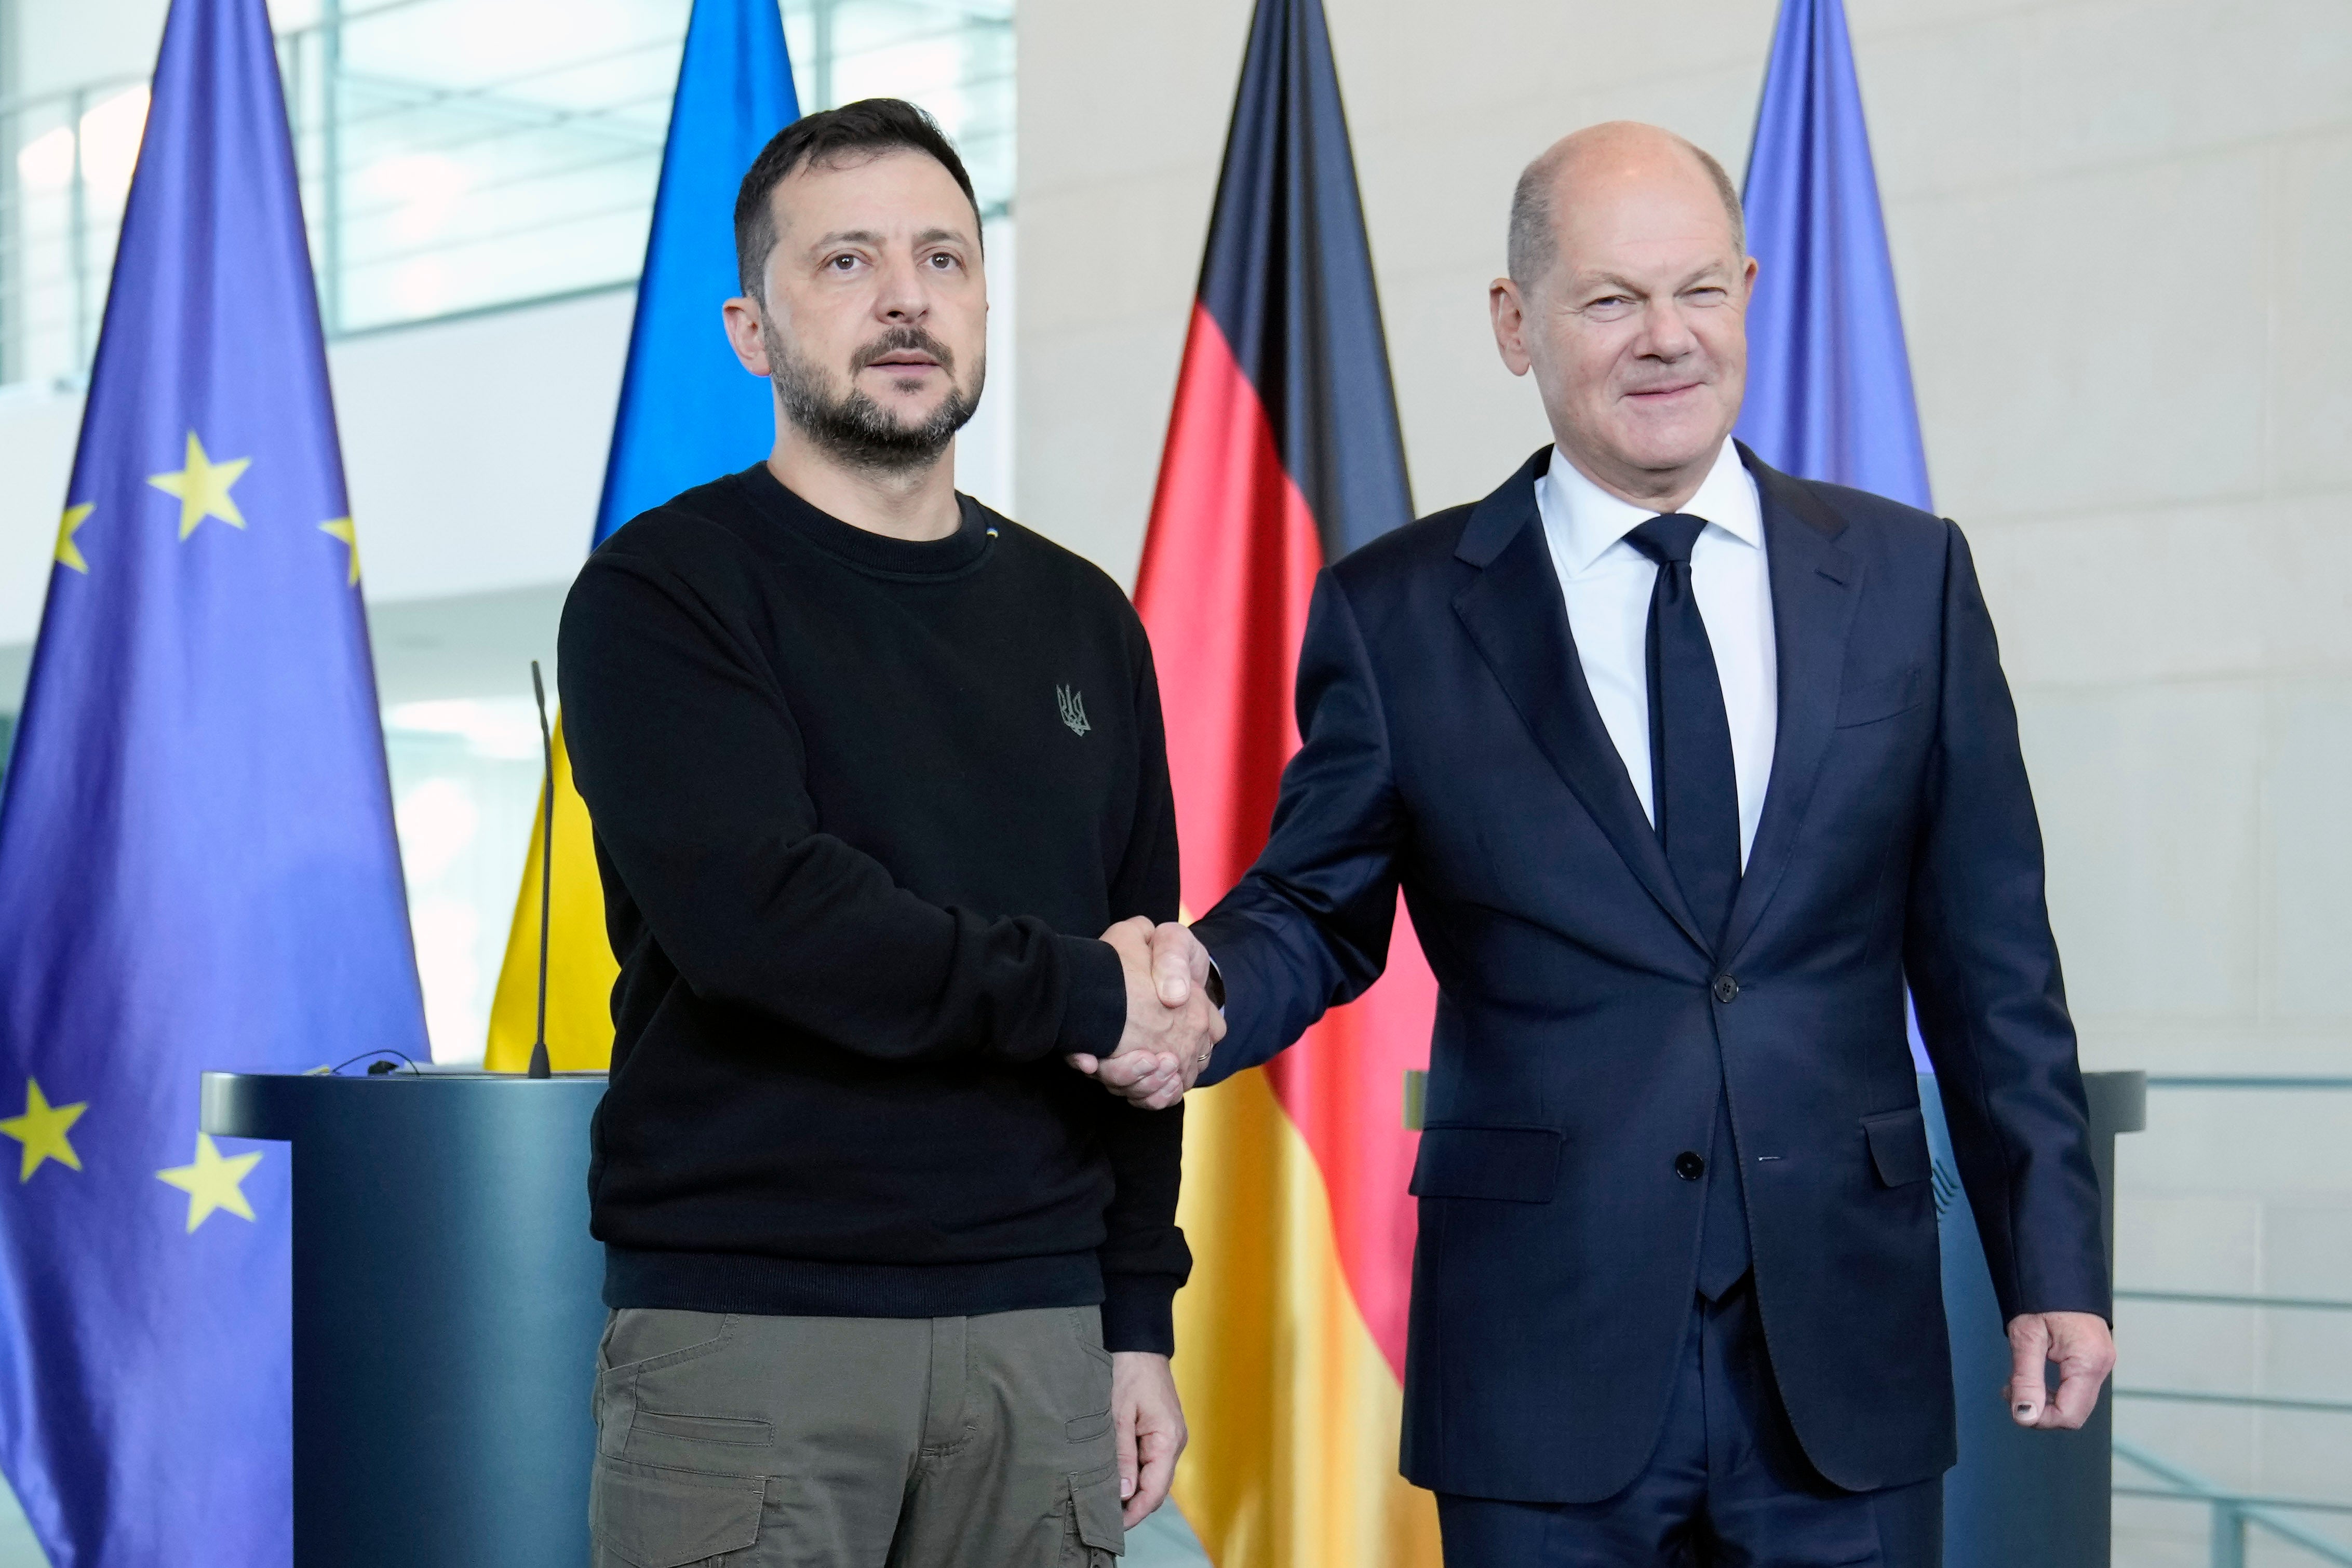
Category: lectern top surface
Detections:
[{"x1": 199, "y1": 1067, "x2": 608, "y2": 1141}]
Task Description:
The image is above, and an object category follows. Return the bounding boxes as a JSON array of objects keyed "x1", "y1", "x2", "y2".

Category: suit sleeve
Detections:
[
  {"x1": 558, "y1": 547, "x2": 1127, "y2": 1067},
  {"x1": 1093, "y1": 633, "x2": 1191, "y2": 1355},
  {"x1": 1189, "y1": 569, "x2": 1410, "y2": 1079},
  {"x1": 1903, "y1": 520, "x2": 2111, "y2": 1323}
]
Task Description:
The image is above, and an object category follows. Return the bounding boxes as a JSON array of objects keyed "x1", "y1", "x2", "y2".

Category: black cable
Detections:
[{"x1": 329, "y1": 1049, "x2": 422, "y2": 1077}]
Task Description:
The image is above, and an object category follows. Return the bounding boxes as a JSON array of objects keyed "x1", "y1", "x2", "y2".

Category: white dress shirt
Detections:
[{"x1": 1535, "y1": 440, "x2": 1777, "y2": 869}]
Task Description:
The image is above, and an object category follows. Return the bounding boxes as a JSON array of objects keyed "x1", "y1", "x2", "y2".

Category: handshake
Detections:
[{"x1": 1065, "y1": 917, "x2": 1222, "y2": 1111}]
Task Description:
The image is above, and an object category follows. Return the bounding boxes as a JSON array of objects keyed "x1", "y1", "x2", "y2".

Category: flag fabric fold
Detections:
[
  {"x1": 0, "y1": 0, "x2": 427, "y2": 1559},
  {"x1": 487, "y1": 0, "x2": 797, "y2": 1071},
  {"x1": 1136, "y1": 2, "x2": 1438, "y2": 1561},
  {"x1": 1736, "y1": 0, "x2": 1932, "y2": 514}
]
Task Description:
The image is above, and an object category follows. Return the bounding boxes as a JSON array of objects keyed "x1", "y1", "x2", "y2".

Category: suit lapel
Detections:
[
  {"x1": 1453, "y1": 452, "x2": 1709, "y2": 955},
  {"x1": 1721, "y1": 448, "x2": 1862, "y2": 964}
]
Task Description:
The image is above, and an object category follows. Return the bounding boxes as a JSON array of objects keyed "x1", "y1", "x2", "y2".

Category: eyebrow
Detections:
[
  {"x1": 1570, "y1": 263, "x2": 1734, "y2": 295},
  {"x1": 808, "y1": 226, "x2": 972, "y2": 250}
]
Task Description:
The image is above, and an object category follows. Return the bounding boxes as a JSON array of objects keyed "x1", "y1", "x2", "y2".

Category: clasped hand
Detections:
[{"x1": 1065, "y1": 918, "x2": 1221, "y2": 1111}]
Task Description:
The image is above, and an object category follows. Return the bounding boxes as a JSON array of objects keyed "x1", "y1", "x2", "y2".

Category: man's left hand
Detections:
[
  {"x1": 2004, "y1": 1310, "x2": 2115, "y2": 1429},
  {"x1": 1111, "y1": 1350, "x2": 1188, "y2": 1527}
]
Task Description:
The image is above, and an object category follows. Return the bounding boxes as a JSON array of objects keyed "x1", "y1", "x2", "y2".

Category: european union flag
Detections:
[
  {"x1": 593, "y1": 0, "x2": 800, "y2": 546},
  {"x1": 0, "y1": 0, "x2": 427, "y2": 1561},
  {"x1": 1736, "y1": 0, "x2": 1934, "y2": 515}
]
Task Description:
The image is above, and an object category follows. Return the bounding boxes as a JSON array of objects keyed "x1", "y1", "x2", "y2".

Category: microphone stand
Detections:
[{"x1": 527, "y1": 660, "x2": 554, "y2": 1079}]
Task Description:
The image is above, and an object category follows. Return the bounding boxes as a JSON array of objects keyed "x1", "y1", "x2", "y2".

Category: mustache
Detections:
[{"x1": 853, "y1": 326, "x2": 956, "y2": 375}]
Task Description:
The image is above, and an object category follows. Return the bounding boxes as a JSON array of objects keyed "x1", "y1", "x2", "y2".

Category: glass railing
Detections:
[
  {"x1": 2114, "y1": 1077, "x2": 2352, "y2": 1566},
  {"x1": 0, "y1": 0, "x2": 1014, "y2": 387}
]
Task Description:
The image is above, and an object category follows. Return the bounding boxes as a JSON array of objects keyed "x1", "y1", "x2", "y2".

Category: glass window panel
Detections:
[{"x1": 0, "y1": 0, "x2": 1017, "y2": 377}]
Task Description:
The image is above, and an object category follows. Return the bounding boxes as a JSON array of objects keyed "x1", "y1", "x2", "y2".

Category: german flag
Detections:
[{"x1": 1135, "y1": 2, "x2": 1439, "y2": 1562}]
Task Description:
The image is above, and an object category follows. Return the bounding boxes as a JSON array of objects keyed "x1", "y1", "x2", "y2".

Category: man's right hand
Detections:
[{"x1": 1065, "y1": 917, "x2": 1222, "y2": 1111}]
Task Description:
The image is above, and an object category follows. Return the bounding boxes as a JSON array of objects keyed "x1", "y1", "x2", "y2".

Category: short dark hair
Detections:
[{"x1": 733, "y1": 98, "x2": 983, "y2": 299}]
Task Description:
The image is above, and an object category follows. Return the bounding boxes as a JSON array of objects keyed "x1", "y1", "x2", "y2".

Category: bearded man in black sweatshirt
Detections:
[{"x1": 560, "y1": 100, "x2": 1216, "y2": 1568}]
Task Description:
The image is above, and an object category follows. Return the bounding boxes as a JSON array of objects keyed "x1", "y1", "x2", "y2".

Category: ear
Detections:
[
  {"x1": 1739, "y1": 254, "x2": 1759, "y2": 307},
  {"x1": 722, "y1": 295, "x2": 771, "y2": 377},
  {"x1": 1490, "y1": 277, "x2": 1534, "y2": 377}
]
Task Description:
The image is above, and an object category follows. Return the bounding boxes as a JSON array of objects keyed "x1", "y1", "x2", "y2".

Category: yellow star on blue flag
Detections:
[
  {"x1": 318, "y1": 517, "x2": 361, "y2": 586},
  {"x1": 155, "y1": 1133, "x2": 263, "y2": 1233},
  {"x1": 55, "y1": 505, "x2": 94, "y2": 574},
  {"x1": 147, "y1": 432, "x2": 250, "y2": 540},
  {"x1": 0, "y1": 1079, "x2": 86, "y2": 1181}
]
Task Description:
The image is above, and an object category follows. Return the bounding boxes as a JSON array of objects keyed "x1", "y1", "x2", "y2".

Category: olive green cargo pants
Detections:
[{"x1": 590, "y1": 1305, "x2": 1125, "y2": 1568}]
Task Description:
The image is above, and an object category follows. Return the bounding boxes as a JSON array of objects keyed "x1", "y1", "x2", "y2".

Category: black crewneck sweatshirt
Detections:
[{"x1": 558, "y1": 464, "x2": 1189, "y2": 1353}]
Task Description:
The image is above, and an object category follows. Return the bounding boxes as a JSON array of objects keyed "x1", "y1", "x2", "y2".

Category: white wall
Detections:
[
  {"x1": 1016, "y1": 1, "x2": 2352, "y2": 1559},
  {"x1": 338, "y1": 289, "x2": 638, "y2": 602}
]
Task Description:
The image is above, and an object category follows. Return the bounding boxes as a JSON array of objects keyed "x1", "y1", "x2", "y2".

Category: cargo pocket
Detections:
[
  {"x1": 1060, "y1": 1461, "x2": 1125, "y2": 1566},
  {"x1": 591, "y1": 1454, "x2": 764, "y2": 1568},
  {"x1": 1060, "y1": 1308, "x2": 1115, "y2": 1457},
  {"x1": 634, "y1": 1411, "x2": 773, "y2": 1448}
]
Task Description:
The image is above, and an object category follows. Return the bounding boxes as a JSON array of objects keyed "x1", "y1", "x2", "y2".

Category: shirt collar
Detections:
[{"x1": 1536, "y1": 439, "x2": 1763, "y2": 575}]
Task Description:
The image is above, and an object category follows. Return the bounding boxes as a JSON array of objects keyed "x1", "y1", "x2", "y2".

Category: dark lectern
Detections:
[
  {"x1": 1928, "y1": 1069, "x2": 2145, "y2": 1568},
  {"x1": 201, "y1": 1069, "x2": 608, "y2": 1568}
]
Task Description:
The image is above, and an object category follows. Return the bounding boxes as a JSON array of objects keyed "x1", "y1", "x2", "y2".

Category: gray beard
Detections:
[{"x1": 767, "y1": 322, "x2": 984, "y2": 476}]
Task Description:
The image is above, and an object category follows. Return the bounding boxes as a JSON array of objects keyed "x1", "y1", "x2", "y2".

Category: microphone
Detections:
[{"x1": 527, "y1": 660, "x2": 554, "y2": 1080}]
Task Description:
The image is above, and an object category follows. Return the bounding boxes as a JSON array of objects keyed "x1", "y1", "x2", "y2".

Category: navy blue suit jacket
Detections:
[{"x1": 1190, "y1": 445, "x2": 2108, "y2": 1504}]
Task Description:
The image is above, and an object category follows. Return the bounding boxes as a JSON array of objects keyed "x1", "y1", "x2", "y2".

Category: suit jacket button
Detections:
[
  {"x1": 1713, "y1": 974, "x2": 1740, "y2": 1004},
  {"x1": 1674, "y1": 1151, "x2": 1706, "y2": 1181}
]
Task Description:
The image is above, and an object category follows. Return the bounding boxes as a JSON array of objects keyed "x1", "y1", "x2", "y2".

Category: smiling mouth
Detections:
[{"x1": 1626, "y1": 382, "x2": 1701, "y2": 400}]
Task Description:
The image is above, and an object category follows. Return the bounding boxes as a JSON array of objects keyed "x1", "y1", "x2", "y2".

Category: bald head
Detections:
[{"x1": 1507, "y1": 122, "x2": 1744, "y2": 289}]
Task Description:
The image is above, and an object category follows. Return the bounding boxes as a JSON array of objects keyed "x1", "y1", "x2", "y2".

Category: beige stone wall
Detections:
[{"x1": 1017, "y1": 2, "x2": 2352, "y2": 1560}]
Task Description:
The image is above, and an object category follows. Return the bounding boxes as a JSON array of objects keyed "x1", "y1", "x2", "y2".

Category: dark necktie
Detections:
[
  {"x1": 1625, "y1": 512, "x2": 1750, "y2": 1299},
  {"x1": 1623, "y1": 513, "x2": 1741, "y2": 945}
]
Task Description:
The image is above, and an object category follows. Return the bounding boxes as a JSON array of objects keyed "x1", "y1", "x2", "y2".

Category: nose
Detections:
[
  {"x1": 1639, "y1": 296, "x2": 1696, "y2": 361},
  {"x1": 874, "y1": 251, "x2": 930, "y2": 325}
]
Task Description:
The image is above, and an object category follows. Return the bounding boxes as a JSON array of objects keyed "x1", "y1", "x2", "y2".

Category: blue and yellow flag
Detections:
[
  {"x1": 487, "y1": 0, "x2": 796, "y2": 1071},
  {"x1": 594, "y1": 0, "x2": 800, "y2": 547},
  {"x1": 0, "y1": 0, "x2": 427, "y2": 1559}
]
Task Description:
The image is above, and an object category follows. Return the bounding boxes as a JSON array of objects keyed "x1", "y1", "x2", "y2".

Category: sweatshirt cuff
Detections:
[
  {"x1": 1051, "y1": 934, "x2": 1126, "y2": 1061},
  {"x1": 1101, "y1": 1269, "x2": 1179, "y2": 1356}
]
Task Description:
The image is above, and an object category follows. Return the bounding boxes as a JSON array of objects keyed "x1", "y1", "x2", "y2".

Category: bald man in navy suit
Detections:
[{"x1": 1086, "y1": 121, "x2": 2115, "y2": 1567}]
